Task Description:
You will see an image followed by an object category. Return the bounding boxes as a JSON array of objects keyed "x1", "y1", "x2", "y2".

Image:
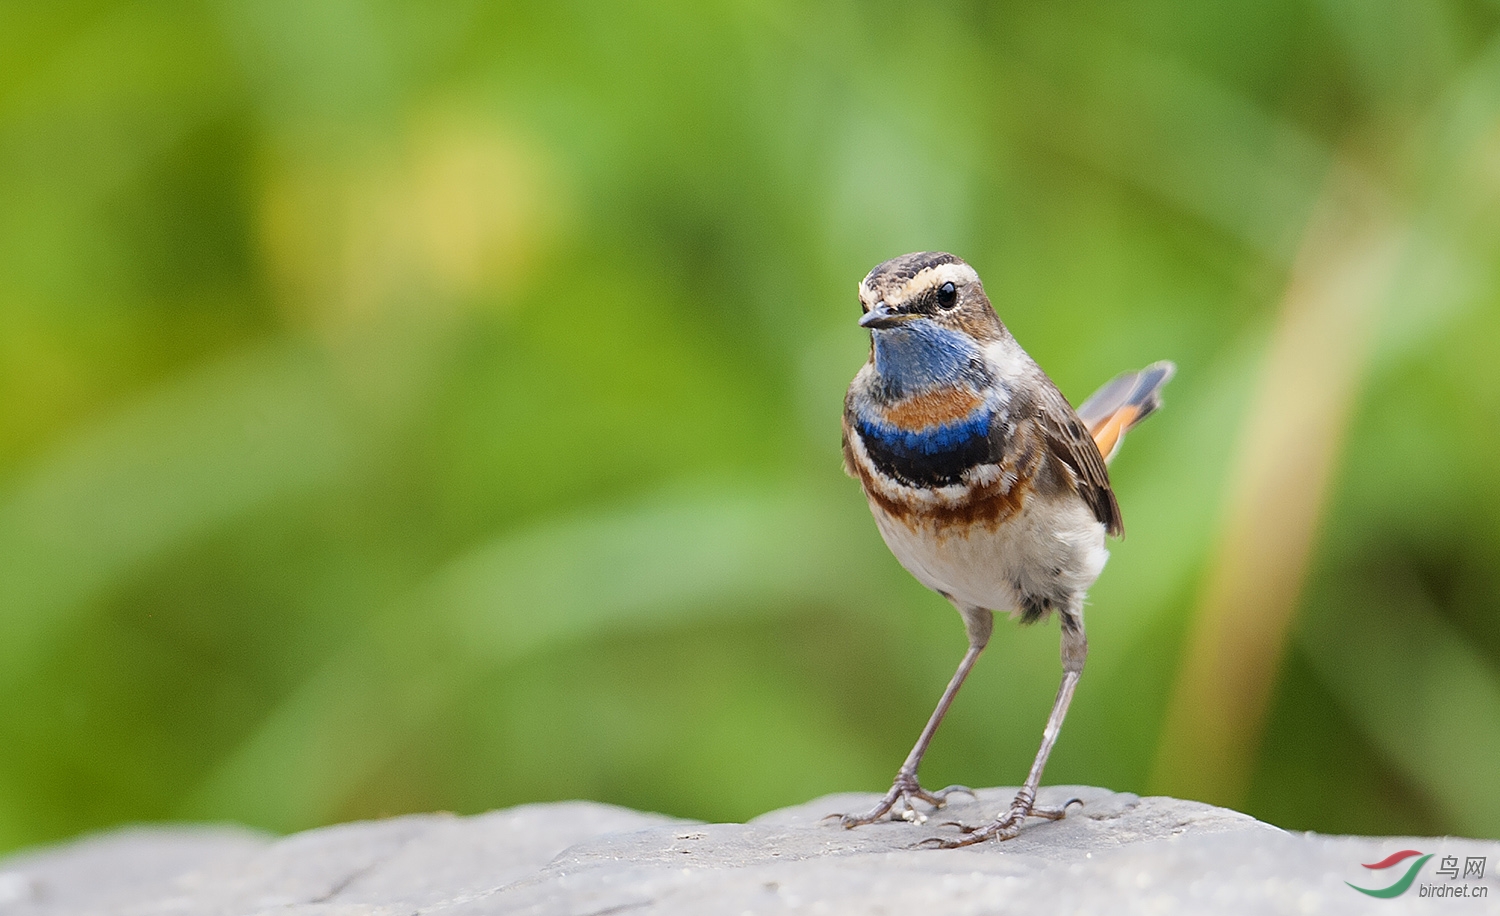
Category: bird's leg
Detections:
[
  {"x1": 832, "y1": 644, "x2": 982, "y2": 827},
  {"x1": 926, "y1": 610, "x2": 1087, "y2": 847},
  {"x1": 832, "y1": 608, "x2": 991, "y2": 828}
]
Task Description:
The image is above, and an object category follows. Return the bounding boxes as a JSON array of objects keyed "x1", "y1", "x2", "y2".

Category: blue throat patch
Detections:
[
  {"x1": 854, "y1": 319, "x2": 998, "y2": 486},
  {"x1": 870, "y1": 320, "x2": 982, "y2": 396}
]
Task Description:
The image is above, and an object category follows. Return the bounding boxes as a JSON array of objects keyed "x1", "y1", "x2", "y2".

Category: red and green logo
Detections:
[{"x1": 1347, "y1": 850, "x2": 1432, "y2": 898}]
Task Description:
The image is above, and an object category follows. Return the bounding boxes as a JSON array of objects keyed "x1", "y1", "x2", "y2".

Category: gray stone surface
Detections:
[{"x1": 1, "y1": 787, "x2": 1497, "y2": 915}]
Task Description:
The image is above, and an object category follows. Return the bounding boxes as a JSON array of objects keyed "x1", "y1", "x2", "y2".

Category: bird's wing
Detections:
[{"x1": 1034, "y1": 381, "x2": 1123, "y2": 537}]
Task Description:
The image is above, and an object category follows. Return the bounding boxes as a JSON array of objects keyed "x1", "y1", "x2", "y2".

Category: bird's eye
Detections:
[{"x1": 936, "y1": 281, "x2": 958, "y2": 309}]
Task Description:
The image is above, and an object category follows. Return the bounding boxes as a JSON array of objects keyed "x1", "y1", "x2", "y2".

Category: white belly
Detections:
[{"x1": 869, "y1": 495, "x2": 1109, "y2": 616}]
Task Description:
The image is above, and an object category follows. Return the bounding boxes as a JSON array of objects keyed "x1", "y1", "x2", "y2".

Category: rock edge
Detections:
[{"x1": 1, "y1": 787, "x2": 1496, "y2": 915}]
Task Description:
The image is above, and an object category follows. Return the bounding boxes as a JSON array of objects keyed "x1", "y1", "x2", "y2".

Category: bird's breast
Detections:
[
  {"x1": 843, "y1": 377, "x2": 1035, "y2": 537},
  {"x1": 877, "y1": 386, "x2": 987, "y2": 431},
  {"x1": 853, "y1": 387, "x2": 996, "y2": 489}
]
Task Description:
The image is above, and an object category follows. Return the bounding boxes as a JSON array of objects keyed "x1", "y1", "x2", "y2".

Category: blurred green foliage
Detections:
[{"x1": 2, "y1": 0, "x2": 1499, "y2": 853}]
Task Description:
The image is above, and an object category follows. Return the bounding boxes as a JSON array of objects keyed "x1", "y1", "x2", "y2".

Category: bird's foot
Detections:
[
  {"x1": 917, "y1": 787, "x2": 1082, "y2": 848},
  {"x1": 826, "y1": 771, "x2": 974, "y2": 828}
]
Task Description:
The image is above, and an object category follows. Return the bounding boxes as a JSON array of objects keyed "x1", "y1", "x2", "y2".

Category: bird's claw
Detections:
[
  {"x1": 828, "y1": 774, "x2": 973, "y2": 828},
  {"x1": 929, "y1": 784, "x2": 978, "y2": 803},
  {"x1": 915, "y1": 791, "x2": 1083, "y2": 847}
]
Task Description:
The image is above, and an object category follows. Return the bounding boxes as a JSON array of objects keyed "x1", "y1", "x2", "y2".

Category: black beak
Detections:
[{"x1": 858, "y1": 302, "x2": 912, "y2": 329}]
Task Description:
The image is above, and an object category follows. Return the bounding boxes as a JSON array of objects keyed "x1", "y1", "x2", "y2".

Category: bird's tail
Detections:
[{"x1": 1077, "y1": 360, "x2": 1176, "y2": 464}]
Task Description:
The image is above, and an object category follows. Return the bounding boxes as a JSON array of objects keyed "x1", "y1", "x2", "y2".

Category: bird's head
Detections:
[
  {"x1": 857, "y1": 252, "x2": 1004, "y2": 339},
  {"x1": 856, "y1": 252, "x2": 1005, "y2": 391}
]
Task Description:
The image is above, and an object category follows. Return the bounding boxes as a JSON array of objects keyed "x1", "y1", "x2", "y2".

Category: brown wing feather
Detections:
[{"x1": 1034, "y1": 381, "x2": 1123, "y2": 537}]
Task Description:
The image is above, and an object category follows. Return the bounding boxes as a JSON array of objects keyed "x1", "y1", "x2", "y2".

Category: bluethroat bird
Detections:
[{"x1": 836, "y1": 251, "x2": 1174, "y2": 846}]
